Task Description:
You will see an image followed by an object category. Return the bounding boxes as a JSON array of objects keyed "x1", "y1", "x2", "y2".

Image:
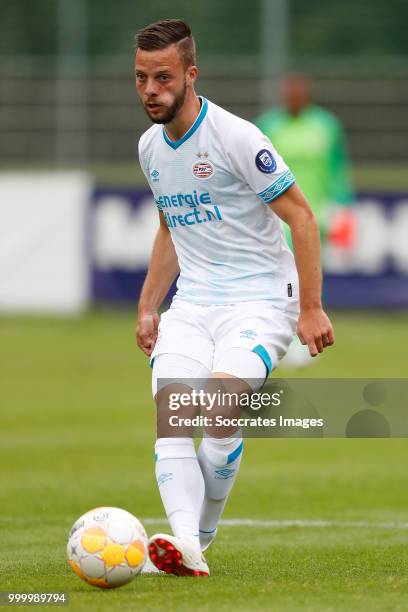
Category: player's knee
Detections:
[
  {"x1": 155, "y1": 385, "x2": 200, "y2": 438},
  {"x1": 200, "y1": 435, "x2": 243, "y2": 467}
]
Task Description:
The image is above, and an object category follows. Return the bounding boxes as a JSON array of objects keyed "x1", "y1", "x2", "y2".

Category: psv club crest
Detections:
[{"x1": 192, "y1": 152, "x2": 214, "y2": 179}]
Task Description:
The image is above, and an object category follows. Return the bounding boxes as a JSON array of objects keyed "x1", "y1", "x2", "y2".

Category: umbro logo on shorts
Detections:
[{"x1": 240, "y1": 329, "x2": 258, "y2": 340}]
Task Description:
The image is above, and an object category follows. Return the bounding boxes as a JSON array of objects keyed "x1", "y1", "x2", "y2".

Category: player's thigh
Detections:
[
  {"x1": 212, "y1": 347, "x2": 268, "y2": 391},
  {"x1": 213, "y1": 303, "x2": 297, "y2": 383},
  {"x1": 152, "y1": 353, "x2": 211, "y2": 397},
  {"x1": 150, "y1": 298, "x2": 214, "y2": 381}
]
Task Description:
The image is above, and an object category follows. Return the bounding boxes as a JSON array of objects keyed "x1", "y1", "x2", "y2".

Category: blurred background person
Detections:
[
  {"x1": 256, "y1": 73, "x2": 354, "y2": 236},
  {"x1": 255, "y1": 74, "x2": 356, "y2": 367}
]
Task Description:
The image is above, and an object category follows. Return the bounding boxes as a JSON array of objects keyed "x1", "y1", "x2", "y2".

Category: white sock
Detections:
[
  {"x1": 155, "y1": 437, "x2": 204, "y2": 552},
  {"x1": 198, "y1": 435, "x2": 243, "y2": 548}
]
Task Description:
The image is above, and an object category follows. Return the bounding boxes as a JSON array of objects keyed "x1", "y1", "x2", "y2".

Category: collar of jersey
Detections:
[{"x1": 162, "y1": 97, "x2": 208, "y2": 150}]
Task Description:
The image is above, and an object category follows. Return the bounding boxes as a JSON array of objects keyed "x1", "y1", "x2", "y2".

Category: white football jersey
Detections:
[{"x1": 138, "y1": 97, "x2": 299, "y2": 307}]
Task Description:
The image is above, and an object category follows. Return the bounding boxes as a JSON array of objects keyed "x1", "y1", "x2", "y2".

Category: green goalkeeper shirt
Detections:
[{"x1": 255, "y1": 105, "x2": 354, "y2": 230}]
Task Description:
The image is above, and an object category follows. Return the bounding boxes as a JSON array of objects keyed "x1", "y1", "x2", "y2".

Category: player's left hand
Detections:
[{"x1": 297, "y1": 308, "x2": 334, "y2": 357}]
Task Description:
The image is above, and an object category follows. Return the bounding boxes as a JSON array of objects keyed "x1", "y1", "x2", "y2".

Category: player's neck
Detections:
[{"x1": 164, "y1": 93, "x2": 201, "y2": 142}]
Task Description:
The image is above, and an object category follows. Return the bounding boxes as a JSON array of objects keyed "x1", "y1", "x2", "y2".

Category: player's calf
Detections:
[{"x1": 198, "y1": 434, "x2": 243, "y2": 551}]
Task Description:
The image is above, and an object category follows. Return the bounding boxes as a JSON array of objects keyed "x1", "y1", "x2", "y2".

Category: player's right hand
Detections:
[{"x1": 136, "y1": 312, "x2": 160, "y2": 356}]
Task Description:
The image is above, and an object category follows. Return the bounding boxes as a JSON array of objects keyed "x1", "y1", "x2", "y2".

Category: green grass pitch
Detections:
[{"x1": 1, "y1": 310, "x2": 408, "y2": 611}]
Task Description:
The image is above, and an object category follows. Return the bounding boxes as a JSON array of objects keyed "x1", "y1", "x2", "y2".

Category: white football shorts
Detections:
[{"x1": 150, "y1": 297, "x2": 299, "y2": 393}]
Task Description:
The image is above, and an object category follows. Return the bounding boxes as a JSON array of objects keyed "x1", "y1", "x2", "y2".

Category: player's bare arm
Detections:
[
  {"x1": 270, "y1": 183, "x2": 335, "y2": 357},
  {"x1": 136, "y1": 211, "x2": 179, "y2": 356}
]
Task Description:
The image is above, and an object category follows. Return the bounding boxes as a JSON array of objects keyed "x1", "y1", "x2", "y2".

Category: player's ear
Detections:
[{"x1": 187, "y1": 65, "x2": 198, "y2": 85}]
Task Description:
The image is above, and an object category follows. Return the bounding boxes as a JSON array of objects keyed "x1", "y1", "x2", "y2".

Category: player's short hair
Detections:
[{"x1": 135, "y1": 19, "x2": 196, "y2": 69}]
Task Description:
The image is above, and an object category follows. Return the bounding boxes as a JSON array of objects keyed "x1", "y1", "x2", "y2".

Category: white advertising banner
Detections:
[{"x1": 0, "y1": 172, "x2": 91, "y2": 314}]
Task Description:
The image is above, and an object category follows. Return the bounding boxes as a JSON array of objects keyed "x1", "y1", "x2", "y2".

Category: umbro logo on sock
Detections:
[
  {"x1": 157, "y1": 472, "x2": 173, "y2": 486},
  {"x1": 214, "y1": 468, "x2": 235, "y2": 479}
]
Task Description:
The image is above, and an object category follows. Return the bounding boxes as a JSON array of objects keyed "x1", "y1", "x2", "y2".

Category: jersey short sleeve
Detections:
[
  {"x1": 138, "y1": 136, "x2": 149, "y2": 182},
  {"x1": 226, "y1": 120, "x2": 295, "y2": 204}
]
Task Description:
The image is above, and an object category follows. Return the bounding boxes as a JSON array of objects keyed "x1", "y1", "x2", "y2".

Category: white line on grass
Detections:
[
  {"x1": 2, "y1": 517, "x2": 407, "y2": 530},
  {"x1": 142, "y1": 518, "x2": 408, "y2": 530}
]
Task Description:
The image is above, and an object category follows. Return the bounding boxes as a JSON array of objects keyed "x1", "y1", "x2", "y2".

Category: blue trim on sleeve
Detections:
[
  {"x1": 162, "y1": 97, "x2": 208, "y2": 150},
  {"x1": 257, "y1": 170, "x2": 295, "y2": 204},
  {"x1": 154, "y1": 452, "x2": 158, "y2": 462},
  {"x1": 150, "y1": 357, "x2": 155, "y2": 369},
  {"x1": 252, "y1": 344, "x2": 272, "y2": 375},
  {"x1": 226, "y1": 441, "x2": 243, "y2": 464}
]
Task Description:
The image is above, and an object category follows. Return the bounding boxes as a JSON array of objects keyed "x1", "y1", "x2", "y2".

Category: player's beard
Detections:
[{"x1": 143, "y1": 79, "x2": 188, "y2": 125}]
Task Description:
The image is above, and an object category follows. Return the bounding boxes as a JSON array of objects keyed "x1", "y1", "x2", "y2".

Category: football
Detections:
[{"x1": 67, "y1": 506, "x2": 148, "y2": 588}]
